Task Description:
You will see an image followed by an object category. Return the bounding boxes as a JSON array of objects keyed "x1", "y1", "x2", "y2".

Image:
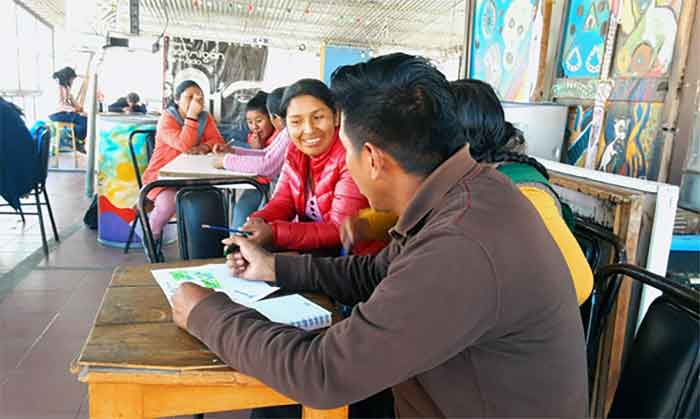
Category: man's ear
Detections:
[{"x1": 364, "y1": 142, "x2": 385, "y2": 181}]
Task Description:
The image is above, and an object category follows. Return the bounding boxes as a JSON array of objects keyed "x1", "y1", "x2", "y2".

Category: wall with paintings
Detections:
[
  {"x1": 554, "y1": 0, "x2": 689, "y2": 181},
  {"x1": 469, "y1": 0, "x2": 549, "y2": 101}
]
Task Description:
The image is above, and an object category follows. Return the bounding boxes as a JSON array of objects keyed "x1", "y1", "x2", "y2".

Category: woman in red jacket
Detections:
[
  {"x1": 241, "y1": 79, "x2": 381, "y2": 255},
  {"x1": 141, "y1": 80, "x2": 224, "y2": 239}
]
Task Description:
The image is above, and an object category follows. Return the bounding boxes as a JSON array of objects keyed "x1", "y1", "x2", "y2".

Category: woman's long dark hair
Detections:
[
  {"x1": 450, "y1": 79, "x2": 549, "y2": 179},
  {"x1": 280, "y1": 79, "x2": 335, "y2": 116},
  {"x1": 52, "y1": 67, "x2": 77, "y2": 88}
]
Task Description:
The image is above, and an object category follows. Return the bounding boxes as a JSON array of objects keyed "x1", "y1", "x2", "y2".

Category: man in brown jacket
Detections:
[{"x1": 172, "y1": 53, "x2": 588, "y2": 417}]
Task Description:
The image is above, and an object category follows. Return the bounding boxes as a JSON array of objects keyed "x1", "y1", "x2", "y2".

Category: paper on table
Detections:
[{"x1": 151, "y1": 263, "x2": 279, "y2": 306}]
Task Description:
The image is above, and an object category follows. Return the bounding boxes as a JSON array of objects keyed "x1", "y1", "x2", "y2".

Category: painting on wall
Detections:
[
  {"x1": 560, "y1": 0, "x2": 613, "y2": 78},
  {"x1": 597, "y1": 101, "x2": 664, "y2": 179},
  {"x1": 470, "y1": 0, "x2": 548, "y2": 101},
  {"x1": 564, "y1": 105, "x2": 595, "y2": 166},
  {"x1": 612, "y1": 0, "x2": 682, "y2": 78}
]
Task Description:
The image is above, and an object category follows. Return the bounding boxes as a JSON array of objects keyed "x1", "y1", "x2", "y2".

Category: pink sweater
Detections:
[{"x1": 223, "y1": 127, "x2": 290, "y2": 178}]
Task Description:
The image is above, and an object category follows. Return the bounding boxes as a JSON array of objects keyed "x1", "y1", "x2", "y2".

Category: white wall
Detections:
[
  {"x1": 98, "y1": 48, "x2": 163, "y2": 109},
  {"x1": 261, "y1": 47, "x2": 321, "y2": 90}
]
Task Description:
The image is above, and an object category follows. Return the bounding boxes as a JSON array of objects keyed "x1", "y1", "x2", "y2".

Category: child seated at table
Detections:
[
  {"x1": 239, "y1": 79, "x2": 383, "y2": 256},
  {"x1": 213, "y1": 87, "x2": 291, "y2": 228},
  {"x1": 141, "y1": 80, "x2": 224, "y2": 240}
]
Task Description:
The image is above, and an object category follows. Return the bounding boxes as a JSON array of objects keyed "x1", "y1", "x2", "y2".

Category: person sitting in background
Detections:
[
  {"x1": 212, "y1": 86, "x2": 291, "y2": 228},
  {"x1": 49, "y1": 66, "x2": 87, "y2": 142},
  {"x1": 244, "y1": 91, "x2": 276, "y2": 149},
  {"x1": 240, "y1": 78, "x2": 383, "y2": 256},
  {"x1": 0, "y1": 97, "x2": 38, "y2": 210},
  {"x1": 140, "y1": 80, "x2": 224, "y2": 241},
  {"x1": 108, "y1": 92, "x2": 147, "y2": 113}
]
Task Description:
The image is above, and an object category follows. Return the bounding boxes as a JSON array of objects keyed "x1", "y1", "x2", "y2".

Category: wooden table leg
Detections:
[
  {"x1": 89, "y1": 383, "x2": 153, "y2": 419},
  {"x1": 301, "y1": 405, "x2": 348, "y2": 419}
]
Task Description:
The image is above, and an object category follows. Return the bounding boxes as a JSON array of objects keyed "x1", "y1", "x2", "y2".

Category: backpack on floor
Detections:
[{"x1": 83, "y1": 195, "x2": 98, "y2": 230}]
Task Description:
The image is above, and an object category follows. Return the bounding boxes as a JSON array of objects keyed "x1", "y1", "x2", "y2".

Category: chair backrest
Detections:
[
  {"x1": 594, "y1": 264, "x2": 700, "y2": 418},
  {"x1": 35, "y1": 126, "x2": 52, "y2": 187},
  {"x1": 175, "y1": 186, "x2": 229, "y2": 260},
  {"x1": 573, "y1": 217, "x2": 626, "y2": 345},
  {"x1": 128, "y1": 129, "x2": 156, "y2": 189}
]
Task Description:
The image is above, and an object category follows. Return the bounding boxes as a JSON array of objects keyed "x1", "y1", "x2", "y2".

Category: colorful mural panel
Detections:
[
  {"x1": 470, "y1": 0, "x2": 547, "y2": 101},
  {"x1": 597, "y1": 101, "x2": 664, "y2": 179},
  {"x1": 560, "y1": 0, "x2": 612, "y2": 78},
  {"x1": 612, "y1": 0, "x2": 682, "y2": 78},
  {"x1": 96, "y1": 116, "x2": 157, "y2": 247},
  {"x1": 564, "y1": 105, "x2": 595, "y2": 166}
]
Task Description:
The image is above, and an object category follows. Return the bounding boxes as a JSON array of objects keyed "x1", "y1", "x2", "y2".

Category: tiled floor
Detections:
[{"x1": 0, "y1": 171, "x2": 251, "y2": 419}]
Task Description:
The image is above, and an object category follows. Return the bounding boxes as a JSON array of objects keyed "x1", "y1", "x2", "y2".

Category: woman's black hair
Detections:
[
  {"x1": 266, "y1": 86, "x2": 286, "y2": 118},
  {"x1": 245, "y1": 91, "x2": 269, "y2": 115},
  {"x1": 280, "y1": 79, "x2": 335, "y2": 116},
  {"x1": 174, "y1": 80, "x2": 201, "y2": 100},
  {"x1": 52, "y1": 67, "x2": 77, "y2": 87},
  {"x1": 450, "y1": 79, "x2": 549, "y2": 179}
]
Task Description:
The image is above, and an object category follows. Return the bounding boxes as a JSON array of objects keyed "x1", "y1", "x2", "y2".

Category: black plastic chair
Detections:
[
  {"x1": 138, "y1": 177, "x2": 269, "y2": 263},
  {"x1": 573, "y1": 217, "x2": 626, "y2": 346},
  {"x1": 591, "y1": 264, "x2": 700, "y2": 418},
  {"x1": 0, "y1": 126, "x2": 59, "y2": 255},
  {"x1": 176, "y1": 186, "x2": 229, "y2": 260},
  {"x1": 124, "y1": 128, "x2": 156, "y2": 254}
]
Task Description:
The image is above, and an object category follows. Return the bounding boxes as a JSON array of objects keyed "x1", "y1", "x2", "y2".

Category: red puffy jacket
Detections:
[{"x1": 251, "y1": 130, "x2": 384, "y2": 255}]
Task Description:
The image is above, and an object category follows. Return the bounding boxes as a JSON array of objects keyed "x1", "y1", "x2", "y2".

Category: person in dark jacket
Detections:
[
  {"x1": 0, "y1": 97, "x2": 38, "y2": 210},
  {"x1": 108, "y1": 92, "x2": 147, "y2": 113}
]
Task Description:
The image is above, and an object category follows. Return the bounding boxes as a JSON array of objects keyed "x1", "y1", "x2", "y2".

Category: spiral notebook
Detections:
[{"x1": 250, "y1": 294, "x2": 332, "y2": 331}]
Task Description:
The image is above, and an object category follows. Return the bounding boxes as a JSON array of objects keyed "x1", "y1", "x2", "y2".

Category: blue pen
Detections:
[{"x1": 201, "y1": 224, "x2": 252, "y2": 238}]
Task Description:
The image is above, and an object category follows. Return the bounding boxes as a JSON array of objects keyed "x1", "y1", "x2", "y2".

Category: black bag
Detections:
[{"x1": 83, "y1": 195, "x2": 98, "y2": 230}]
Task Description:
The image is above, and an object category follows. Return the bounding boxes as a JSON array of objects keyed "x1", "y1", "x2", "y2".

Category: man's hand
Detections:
[
  {"x1": 340, "y1": 215, "x2": 371, "y2": 251},
  {"x1": 212, "y1": 143, "x2": 235, "y2": 154},
  {"x1": 171, "y1": 282, "x2": 215, "y2": 330},
  {"x1": 223, "y1": 235, "x2": 276, "y2": 282},
  {"x1": 241, "y1": 217, "x2": 273, "y2": 247}
]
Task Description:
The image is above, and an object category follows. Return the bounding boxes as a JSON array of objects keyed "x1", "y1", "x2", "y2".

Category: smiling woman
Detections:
[{"x1": 239, "y1": 78, "x2": 385, "y2": 256}]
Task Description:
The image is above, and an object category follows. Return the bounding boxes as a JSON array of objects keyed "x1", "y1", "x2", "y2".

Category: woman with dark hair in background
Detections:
[
  {"x1": 49, "y1": 66, "x2": 87, "y2": 142},
  {"x1": 141, "y1": 80, "x2": 224, "y2": 241}
]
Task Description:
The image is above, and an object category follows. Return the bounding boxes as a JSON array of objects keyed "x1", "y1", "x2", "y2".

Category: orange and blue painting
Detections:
[
  {"x1": 612, "y1": 0, "x2": 682, "y2": 78},
  {"x1": 470, "y1": 0, "x2": 547, "y2": 101}
]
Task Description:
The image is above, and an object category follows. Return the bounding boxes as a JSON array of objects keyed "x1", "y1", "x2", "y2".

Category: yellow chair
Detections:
[{"x1": 48, "y1": 121, "x2": 79, "y2": 168}]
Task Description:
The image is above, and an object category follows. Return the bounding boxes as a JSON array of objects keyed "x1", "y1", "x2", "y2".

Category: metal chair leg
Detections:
[
  {"x1": 42, "y1": 187, "x2": 59, "y2": 242},
  {"x1": 34, "y1": 188, "x2": 49, "y2": 256},
  {"x1": 17, "y1": 204, "x2": 26, "y2": 223},
  {"x1": 124, "y1": 218, "x2": 138, "y2": 254}
]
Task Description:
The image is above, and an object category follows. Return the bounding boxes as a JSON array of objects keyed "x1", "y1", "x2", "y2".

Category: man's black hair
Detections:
[{"x1": 331, "y1": 53, "x2": 464, "y2": 176}]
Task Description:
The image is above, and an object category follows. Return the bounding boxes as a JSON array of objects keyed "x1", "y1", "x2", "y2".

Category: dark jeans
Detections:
[
  {"x1": 232, "y1": 186, "x2": 268, "y2": 228},
  {"x1": 49, "y1": 111, "x2": 87, "y2": 140},
  {"x1": 250, "y1": 389, "x2": 395, "y2": 419}
]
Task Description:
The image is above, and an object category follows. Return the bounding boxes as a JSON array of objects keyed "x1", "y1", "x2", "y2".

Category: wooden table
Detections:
[{"x1": 72, "y1": 259, "x2": 348, "y2": 419}]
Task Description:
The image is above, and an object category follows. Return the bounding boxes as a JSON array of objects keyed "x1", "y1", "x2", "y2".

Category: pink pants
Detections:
[{"x1": 148, "y1": 188, "x2": 176, "y2": 239}]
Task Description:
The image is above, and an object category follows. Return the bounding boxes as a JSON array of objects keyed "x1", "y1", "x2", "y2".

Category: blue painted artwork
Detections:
[
  {"x1": 560, "y1": 0, "x2": 611, "y2": 78},
  {"x1": 470, "y1": 0, "x2": 546, "y2": 101}
]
